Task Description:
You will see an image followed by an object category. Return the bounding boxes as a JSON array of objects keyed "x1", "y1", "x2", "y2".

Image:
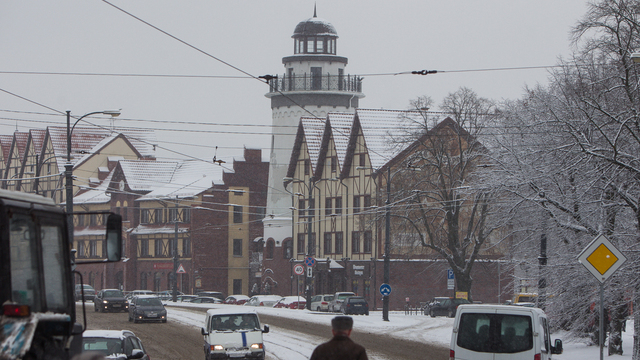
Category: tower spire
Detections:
[{"x1": 313, "y1": 3, "x2": 317, "y2": 18}]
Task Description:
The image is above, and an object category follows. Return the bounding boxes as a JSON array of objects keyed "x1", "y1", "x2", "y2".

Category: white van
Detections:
[
  {"x1": 201, "y1": 308, "x2": 269, "y2": 360},
  {"x1": 450, "y1": 304, "x2": 562, "y2": 360}
]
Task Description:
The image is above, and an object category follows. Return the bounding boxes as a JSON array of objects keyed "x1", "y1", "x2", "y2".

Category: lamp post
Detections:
[
  {"x1": 66, "y1": 110, "x2": 120, "y2": 243},
  {"x1": 283, "y1": 176, "x2": 319, "y2": 310}
]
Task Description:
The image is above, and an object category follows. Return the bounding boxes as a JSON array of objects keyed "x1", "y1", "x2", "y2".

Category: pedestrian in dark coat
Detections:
[{"x1": 309, "y1": 316, "x2": 368, "y2": 360}]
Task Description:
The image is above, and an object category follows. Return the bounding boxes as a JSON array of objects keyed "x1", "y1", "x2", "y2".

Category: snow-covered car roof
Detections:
[
  {"x1": 83, "y1": 330, "x2": 136, "y2": 340},
  {"x1": 277, "y1": 296, "x2": 306, "y2": 304},
  {"x1": 206, "y1": 307, "x2": 258, "y2": 316}
]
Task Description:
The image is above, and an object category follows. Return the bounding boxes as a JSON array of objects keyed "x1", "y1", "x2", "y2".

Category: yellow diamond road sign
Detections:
[{"x1": 578, "y1": 234, "x2": 626, "y2": 283}]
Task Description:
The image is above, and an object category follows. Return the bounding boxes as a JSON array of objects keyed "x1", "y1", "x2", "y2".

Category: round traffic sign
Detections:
[
  {"x1": 379, "y1": 283, "x2": 392, "y2": 296},
  {"x1": 305, "y1": 256, "x2": 316, "y2": 267},
  {"x1": 294, "y1": 264, "x2": 304, "y2": 275}
]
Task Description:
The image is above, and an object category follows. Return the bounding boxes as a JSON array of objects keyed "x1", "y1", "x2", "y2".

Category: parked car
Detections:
[
  {"x1": 328, "y1": 292, "x2": 356, "y2": 312},
  {"x1": 423, "y1": 297, "x2": 450, "y2": 315},
  {"x1": 128, "y1": 295, "x2": 167, "y2": 323},
  {"x1": 224, "y1": 295, "x2": 251, "y2": 305},
  {"x1": 273, "y1": 296, "x2": 306, "y2": 309},
  {"x1": 126, "y1": 290, "x2": 155, "y2": 301},
  {"x1": 94, "y1": 289, "x2": 128, "y2": 313},
  {"x1": 82, "y1": 329, "x2": 149, "y2": 360},
  {"x1": 427, "y1": 298, "x2": 471, "y2": 318},
  {"x1": 157, "y1": 290, "x2": 184, "y2": 301},
  {"x1": 75, "y1": 284, "x2": 97, "y2": 301},
  {"x1": 189, "y1": 296, "x2": 222, "y2": 304},
  {"x1": 310, "y1": 294, "x2": 334, "y2": 312},
  {"x1": 340, "y1": 296, "x2": 369, "y2": 315},
  {"x1": 178, "y1": 295, "x2": 198, "y2": 302},
  {"x1": 450, "y1": 304, "x2": 562, "y2": 360},
  {"x1": 195, "y1": 291, "x2": 225, "y2": 301},
  {"x1": 244, "y1": 295, "x2": 283, "y2": 307},
  {"x1": 201, "y1": 308, "x2": 269, "y2": 360}
]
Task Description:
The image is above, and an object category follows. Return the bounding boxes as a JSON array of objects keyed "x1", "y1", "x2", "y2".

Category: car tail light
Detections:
[
  {"x1": 449, "y1": 349, "x2": 454, "y2": 360},
  {"x1": 259, "y1": 302, "x2": 264, "y2": 306},
  {"x1": 321, "y1": 302, "x2": 328, "y2": 305},
  {"x1": 3, "y1": 304, "x2": 30, "y2": 317},
  {"x1": 534, "y1": 354, "x2": 541, "y2": 360}
]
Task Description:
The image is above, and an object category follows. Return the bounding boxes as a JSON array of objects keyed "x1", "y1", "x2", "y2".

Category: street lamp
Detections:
[
  {"x1": 283, "y1": 176, "x2": 320, "y2": 310},
  {"x1": 357, "y1": 164, "x2": 417, "y2": 322},
  {"x1": 66, "y1": 110, "x2": 121, "y2": 244}
]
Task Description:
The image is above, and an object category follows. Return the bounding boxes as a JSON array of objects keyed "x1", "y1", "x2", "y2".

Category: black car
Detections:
[
  {"x1": 427, "y1": 298, "x2": 470, "y2": 318},
  {"x1": 340, "y1": 296, "x2": 369, "y2": 315},
  {"x1": 128, "y1": 296, "x2": 167, "y2": 323},
  {"x1": 82, "y1": 330, "x2": 148, "y2": 360},
  {"x1": 94, "y1": 289, "x2": 129, "y2": 313},
  {"x1": 75, "y1": 284, "x2": 97, "y2": 301}
]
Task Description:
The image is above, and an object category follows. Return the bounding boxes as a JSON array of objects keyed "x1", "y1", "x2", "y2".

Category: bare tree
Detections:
[{"x1": 386, "y1": 88, "x2": 506, "y2": 298}]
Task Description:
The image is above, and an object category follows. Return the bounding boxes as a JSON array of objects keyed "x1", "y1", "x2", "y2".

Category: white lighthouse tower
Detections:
[{"x1": 263, "y1": 9, "x2": 365, "y2": 246}]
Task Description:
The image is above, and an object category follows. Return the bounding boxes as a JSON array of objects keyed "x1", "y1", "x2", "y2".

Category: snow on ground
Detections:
[{"x1": 165, "y1": 301, "x2": 634, "y2": 359}]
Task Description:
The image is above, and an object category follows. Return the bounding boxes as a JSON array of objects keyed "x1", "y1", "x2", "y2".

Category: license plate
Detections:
[
  {"x1": 112, "y1": 304, "x2": 121, "y2": 307},
  {"x1": 147, "y1": 313, "x2": 157, "y2": 317}
]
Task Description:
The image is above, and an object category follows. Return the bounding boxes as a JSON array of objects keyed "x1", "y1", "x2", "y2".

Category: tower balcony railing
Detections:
[{"x1": 268, "y1": 73, "x2": 363, "y2": 94}]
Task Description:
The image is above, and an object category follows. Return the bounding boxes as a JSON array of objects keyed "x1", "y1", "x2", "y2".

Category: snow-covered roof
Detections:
[
  {"x1": 355, "y1": 109, "x2": 424, "y2": 169},
  {"x1": 300, "y1": 117, "x2": 325, "y2": 171},
  {"x1": 135, "y1": 160, "x2": 225, "y2": 200},
  {"x1": 130, "y1": 224, "x2": 190, "y2": 235},
  {"x1": 326, "y1": 112, "x2": 353, "y2": 170},
  {"x1": 293, "y1": 16, "x2": 337, "y2": 37},
  {"x1": 74, "y1": 169, "x2": 115, "y2": 205}
]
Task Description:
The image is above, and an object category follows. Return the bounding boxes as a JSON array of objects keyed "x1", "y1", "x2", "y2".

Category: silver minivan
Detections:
[{"x1": 450, "y1": 304, "x2": 562, "y2": 360}]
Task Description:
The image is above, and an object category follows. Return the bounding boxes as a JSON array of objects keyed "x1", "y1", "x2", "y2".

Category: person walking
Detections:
[{"x1": 309, "y1": 316, "x2": 368, "y2": 360}]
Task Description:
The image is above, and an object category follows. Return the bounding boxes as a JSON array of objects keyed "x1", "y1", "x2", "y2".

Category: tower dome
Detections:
[{"x1": 293, "y1": 16, "x2": 337, "y2": 37}]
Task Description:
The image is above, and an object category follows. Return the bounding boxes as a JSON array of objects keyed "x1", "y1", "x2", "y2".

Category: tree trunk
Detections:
[{"x1": 633, "y1": 286, "x2": 640, "y2": 359}]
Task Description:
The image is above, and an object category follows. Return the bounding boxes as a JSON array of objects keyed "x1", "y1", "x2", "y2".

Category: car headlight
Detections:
[
  {"x1": 211, "y1": 345, "x2": 224, "y2": 351},
  {"x1": 103, "y1": 300, "x2": 109, "y2": 304},
  {"x1": 250, "y1": 344, "x2": 263, "y2": 350}
]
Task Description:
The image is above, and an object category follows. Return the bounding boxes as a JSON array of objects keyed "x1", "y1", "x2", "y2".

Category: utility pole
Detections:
[
  {"x1": 172, "y1": 198, "x2": 179, "y2": 302},
  {"x1": 305, "y1": 177, "x2": 314, "y2": 310},
  {"x1": 383, "y1": 166, "x2": 391, "y2": 321}
]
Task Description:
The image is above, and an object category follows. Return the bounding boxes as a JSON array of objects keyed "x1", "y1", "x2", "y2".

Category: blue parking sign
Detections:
[{"x1": 447, "y1": 269, "x2": 454, "y2": 279}]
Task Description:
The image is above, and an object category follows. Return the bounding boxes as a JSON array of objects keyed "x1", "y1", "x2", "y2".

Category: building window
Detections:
[
  {"x1": 364, "y1": 231, "x2": 372, "y2": 253},
  {"x1": 183, "y1": 208, "x2": 191, "y2": 223},
  {"x1": 169, "y1": 208, "x2": 178, "y2": 222},
  {"x1": 364, "y1": 195, "x2": 372, "y2": 209},
  {"x1": 232, "y1": 189, "x2": 243, "y2": 196},
  {"x1": 304, "y1": 159, "x2": 311, "y2": 175},
  {"x1": 297, "y1": 234, "x2": 305, "y2": 255},
  {"x1": 233, "y1": 206, "x2": 243, "y2": 223},
  {"x1": 90, "y1": 241, "x2": 97, "y2": 257},
  {"x1": 182, "y1": 237, "x2": 191, "y2": 257},
  {"x1": 122, "y1": 207, "x2": 128, "y2": 221},
  {"x1": 233, "y1": 239, "x2": 243, "y2": 257},
  {"x1": 141, "y1": 209, "x2": 150, "y2": 224},
  {"x1": 353, "y1": 196, "x2": 361, "y2": 213},
  {"x1": 266, "y1": 240, "x2": 275, "y2": 260},
  {"x1": 352, "y1": 231, "x2": 361, "y2": 253},
  {"x1": 283, "y1": 239, "x2": 293, "y2": 259},
  {"x1": 298, "y1": 199, "x2": 306, "y2": 218},
  {"x1": 335, "y1": 232, "x2": 343, "y2": 254},
  {"x1": 324, "y1": 233, "x2": 332, "y2": 254},
  {"x1": 233, "y1": 279, "x2": 242, "y2": 295},
  {"x1": 140, "y1": 272, "x2": 147, "y2": 290},
  {"x1": 156, "y1": 209, "x2": 164, "y2": 224},
  {"x1": 335, "y1": 197, "x2": 342, "y2": 214},
  {"x1": 154, "y1": 240, "x2": 164, "y2": 257},
  {"x1": 325, "y1": 198, "x2": 332, "y2": 215},
  {"x1": 140, "y1": 239, "x2": 149, "y2": 257},
  {"x1": 359, "y1": 153, "x2": 366, "y2": 167}
]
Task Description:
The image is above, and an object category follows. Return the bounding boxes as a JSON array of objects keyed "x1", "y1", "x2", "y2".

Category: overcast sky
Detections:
[{"x1": 0, "y1": 0, "x2": 590, "y2": 163}]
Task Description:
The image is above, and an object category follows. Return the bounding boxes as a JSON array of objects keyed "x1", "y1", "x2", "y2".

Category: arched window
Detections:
[
  {"x1": 282, "y1": 238, "x2": 293, "y2": 259},
  {"x1": 266, "y1": 239, "x2": 275, "y2": 260}
]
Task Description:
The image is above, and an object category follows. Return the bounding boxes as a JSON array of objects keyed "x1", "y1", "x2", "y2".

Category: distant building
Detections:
[{"x1": 263, "y1": 9, "x2": 365, "y2": 263}]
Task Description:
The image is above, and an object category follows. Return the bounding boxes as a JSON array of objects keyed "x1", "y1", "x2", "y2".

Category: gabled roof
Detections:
[
  {"x1": 29, "y1": 129, "x2": 47, "y2": 151},
  {"x1": 326, "y1": 112, "x2": 353, "y2": 168},
  {"x1": 74, "y1": 169, "x2": 115, "y2": 205},
  {"x1": 13, "y1": 132, "x2": 29, "y2": 158},
  {"x1": 300, "y1": 117, "x2": 325, "y2": 172},
  {"x1": 354, "y1": 109, "x2": 424, "y2": 169},
  {"x1": 117, "y1": 159, "x2": 224, "y2": 200},
  {"x1": 0, "y1": 135, "x2": 13, "y2": 167},
  {"x1": 47, "y1": 126, "x2": 157, "y2": 173}
]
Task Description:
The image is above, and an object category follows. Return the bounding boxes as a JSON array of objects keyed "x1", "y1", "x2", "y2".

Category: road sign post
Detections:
[{"x1": 578, "y1": 234, "x2": 627, "y2": 360}]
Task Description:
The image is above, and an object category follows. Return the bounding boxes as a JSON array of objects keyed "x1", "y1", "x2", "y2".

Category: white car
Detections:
[
  {"x1": 328, "y1": 292, "x2": 355, "y2": 312},
  {"x1": 243, "y1": 295, "x2": 282, "y2": 307},
  {"x1": 310, "y1": 294, "x2": 334, "y2": 312}
]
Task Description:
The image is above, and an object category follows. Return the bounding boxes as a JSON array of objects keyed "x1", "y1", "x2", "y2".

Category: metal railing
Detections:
[{"x1": 268, "y1": 73, "x2": 363, "y2": 93}]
